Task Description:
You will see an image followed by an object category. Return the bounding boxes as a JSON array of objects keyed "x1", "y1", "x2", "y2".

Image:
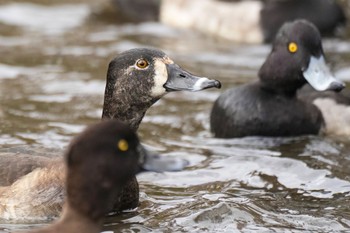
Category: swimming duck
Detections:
[
  {"x1": 210, "y1": 20, "x2": 346, "y2": 138},
  {"x1": 102, "y1": 48, "x2": 221, "y2": 131},
  {"x1": 0, "y1": 48, "x2": 221, "y2": 221},
  {"x1": 14, "y1": 120, "x2": 180, "y2": 233},
  {"x1": 112, "y1": 0, "x2": 346, "y2": 43}
]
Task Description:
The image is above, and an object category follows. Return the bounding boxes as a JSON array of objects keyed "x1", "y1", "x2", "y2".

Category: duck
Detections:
[
  {"x1": 297, "y1": 85, "x2": 350, "y2": 136},
  {"x1": 111, "y1": 0, "x2": 346, "y2": 43},
  {"x1": 13, "y1": 120, "x2": 181, "y2": 233},
  {"x1": 210, "y1": 19, "x2": 346, "y2": 138},
  {"x1": 0, "y1": 48, "x2": 221, "y2": 221}
]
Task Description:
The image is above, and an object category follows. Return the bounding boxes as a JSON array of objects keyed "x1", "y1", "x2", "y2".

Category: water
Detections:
[{"x1": 0, "y1": 1, "x2": 350, "y2": 232}]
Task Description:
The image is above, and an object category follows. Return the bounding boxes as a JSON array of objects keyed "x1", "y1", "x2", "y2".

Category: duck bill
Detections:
[
  {"x1": 137, "y1": 144, "x2": 188, "y2": 172},
  {"x1": 303, "y1": 55, "x2": 345, "y2": 92},
  {"x1": 164, "y1": 63, "x2": 221, "y2": 92}
]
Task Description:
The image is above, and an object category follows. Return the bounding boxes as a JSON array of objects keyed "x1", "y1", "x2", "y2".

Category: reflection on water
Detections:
[{"x1": 0, "y1": 1, "x2": 350, "y2": 232}]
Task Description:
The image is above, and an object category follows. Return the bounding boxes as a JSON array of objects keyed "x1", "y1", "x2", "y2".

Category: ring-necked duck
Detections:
[
  {"x1": 210, "y1": 20, "x2": 346, "y2": 138},
  {"x1": 102, "y1": 48, "x2": 221, "y2": 131},
  {"x1": 15, "y1": 120, "x2": 179, "y2": 233},
  {"x1": 112, "y1": 0, "x2": 346, "y2": 43},
  {"x1": 0, "y1": 48, "x2": 220, "y2": 221}
]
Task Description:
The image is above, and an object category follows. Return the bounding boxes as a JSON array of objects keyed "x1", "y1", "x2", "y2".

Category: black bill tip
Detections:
[
  {"x1": 328, "y1": 81, "x2": 346, "y2": 92},
  {"x1": 214, "y1": 80, "x2": 222, "y2": 89}
]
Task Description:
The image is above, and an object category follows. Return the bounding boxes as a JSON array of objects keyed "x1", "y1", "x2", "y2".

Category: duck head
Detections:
[
  {"x1": 259, "y1": 19, "x2": 345, "y2": 94},
  {"x1": 65, "y1": 120, "x2": 187, "y2": 222},
  {"x1": 102, "y1": 48, "x2": 221, "y2": 130}
]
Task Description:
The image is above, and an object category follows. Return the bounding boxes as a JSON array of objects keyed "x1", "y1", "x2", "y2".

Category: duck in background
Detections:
[
  {"x1": 111, "y1": 0, "x2": 346, "y2": 43},
  {"x1": 259, "y1": 0, "x2": 347, "y2": 42},
  {"x1": 0, "y1": 48, "x2": 221, "y2": 221},
  {"x1": 297, "y1": 84, "x2": 350, "y2": 136},
  {"x1": 14, "y1": 120, "x2": 182, "y2": 233},
  {"x1": 210, "y1": 20, "x2": 347, "y2": 138}
]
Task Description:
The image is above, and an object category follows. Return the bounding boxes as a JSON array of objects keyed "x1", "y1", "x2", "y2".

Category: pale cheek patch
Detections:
[
  {"x1": 151, "y1": 60, "x2": 168, "y2": 97},
  {"x1": 162, "y1": 56, "x2": 174, "y2": 65}
]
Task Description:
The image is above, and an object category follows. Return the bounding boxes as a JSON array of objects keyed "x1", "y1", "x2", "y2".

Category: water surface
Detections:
[{"x1": 0, "y1": 1, "x2": 350, "y2": 232}]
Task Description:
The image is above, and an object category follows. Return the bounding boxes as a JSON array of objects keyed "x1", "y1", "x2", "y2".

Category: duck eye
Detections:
[
  {"x1": 136, "y1": 59, "x2": 149, "y2": 69},
  {"x1": 117, "y1": 139, "x2": 129, "y2": 152},
  {"x1": 288, "y1": 42, "x2": 298, "y2": 53}
]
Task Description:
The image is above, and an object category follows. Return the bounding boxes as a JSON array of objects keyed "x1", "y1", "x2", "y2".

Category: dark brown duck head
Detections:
[{"x1": 102, "y1": 48, "x2": 221, "y2": 131}]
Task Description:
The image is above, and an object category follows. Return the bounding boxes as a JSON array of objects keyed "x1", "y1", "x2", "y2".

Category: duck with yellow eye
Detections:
[
  {"x1": 117, "y1": 139, "x2": 129, "y2": 151},
  {"x1": 0, "y1": 47, "x2": 219, "y2": 222},
  {"x1": 15, "y1": 120, "x2": 186, "y2": 233},
  {"x1": 288, "y1": 42, "x2": 298, "y2": 53},
  {"x1": 210, "y1": 19, "x2": 345, "y2": 138}
]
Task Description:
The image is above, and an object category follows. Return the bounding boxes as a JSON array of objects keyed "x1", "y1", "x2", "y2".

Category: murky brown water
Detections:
[{"x1": 0, "y1": 1, "x2": 350, "y2": 232}]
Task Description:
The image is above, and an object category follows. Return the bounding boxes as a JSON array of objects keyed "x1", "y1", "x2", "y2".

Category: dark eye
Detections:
[{"x1": 136, "y1": 59, "x2": 149, "y2": 69}]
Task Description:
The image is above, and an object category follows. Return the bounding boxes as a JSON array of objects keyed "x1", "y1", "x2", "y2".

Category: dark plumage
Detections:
[
  {"x1": 16, "y1": 120, "x2": 177, "y2": 233},
  {"x1": 261, "y1": 0, "x2": 346, "y2": 42},
  {"x1": 0, "y1": 48, "x2": 220, "y2": 221},
  {"x1": 111, "y1": 0, "x2": 346, "y2": 43},
  {"x1": 210, "y1": 20, "x2": 345, "y2": 138},
  {"x1": 102, "y1": 48, "x2": 221, "y2": 131}
]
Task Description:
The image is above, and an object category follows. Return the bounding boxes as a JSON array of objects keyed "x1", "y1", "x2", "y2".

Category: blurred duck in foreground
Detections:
[
  {"x1": 210, "y1": 20, "x2": 348, "y2": 138},
  {"x1": 14, "y1": 120, "x2": 178, "y2": 233},
  {"x1": 112, "y1": 0, "x2": 346, "y2": 43},
  {"x1": 0, "y1": 48, "x2": 221, "y2": 221}
]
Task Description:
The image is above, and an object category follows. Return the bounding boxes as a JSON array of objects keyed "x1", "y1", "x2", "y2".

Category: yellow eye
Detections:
[
  {"x1": 288, "y1": 42, "x2": 298, "y2": 53},
  {"x1": 117, "y1": 139, "x2": 129, "y2": 152},
  {"x1": 136, "y1": 59, "x2": 149, "y2": 69}
]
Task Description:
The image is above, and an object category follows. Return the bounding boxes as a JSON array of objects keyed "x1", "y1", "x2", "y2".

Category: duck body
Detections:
[
  {"x1": 19, "y1": 207, "x2": 101, "y2": 233},
  {"x1": 160, "y1": 0, "x2": 264, "y2": 43},
  {"x1": 0, "y1": 153, "x2": 53, "y2": 186},
  {"x1": 15, "y1": 120, "x2": 185, "y2": 233},
  {"x1": 0, "y1": 48, "x2": 220, "y2": 221},
  {"x1": 210, "y1": 20, "x2": 345, "y2": 138},
  {"x1": 260, "y1": 0, "x2": 346, "y2": 42},
  {"x1": 211, "y1": 82, "x2": 324, "y2": 138},
  {"x1": 112, "y1": 0, "x2": 160, "y2": 22},
  {"x1": 0, "y1": 159, "x2": 65, "y2": 221},
  {"x1": 298, "y1": 85, "x2": 350, "y2": 136},
  {"x1": 122, "y1": 0, "x2": 346, "y2": 43}
]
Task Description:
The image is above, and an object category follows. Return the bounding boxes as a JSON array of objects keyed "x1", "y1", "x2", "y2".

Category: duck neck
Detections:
[
  {"x1": 258, "y1": 80, "x2": 299, "y2": 98},
  {"x1": 50, "y1": 205, "x2": 102, "y2": 233},
  {"x1": 102, "y1": 78, "x2": 160, "y2": 132},
  {"x1": 102, "y1": 99, "x2": 153, "y2": 132},
  {"x1": 258, "y1": 60, "x2": 306, "y2": 97}
]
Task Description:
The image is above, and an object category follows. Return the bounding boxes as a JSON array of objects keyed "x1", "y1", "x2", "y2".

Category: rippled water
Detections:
[{"x1": 0, "y1": 1, "x2": 350, "y2": 232}]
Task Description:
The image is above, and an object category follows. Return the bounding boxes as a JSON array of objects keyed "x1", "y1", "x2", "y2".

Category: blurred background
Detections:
[{"x1": 0, "y1": 0, "x2": 350, "y2": 232}]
